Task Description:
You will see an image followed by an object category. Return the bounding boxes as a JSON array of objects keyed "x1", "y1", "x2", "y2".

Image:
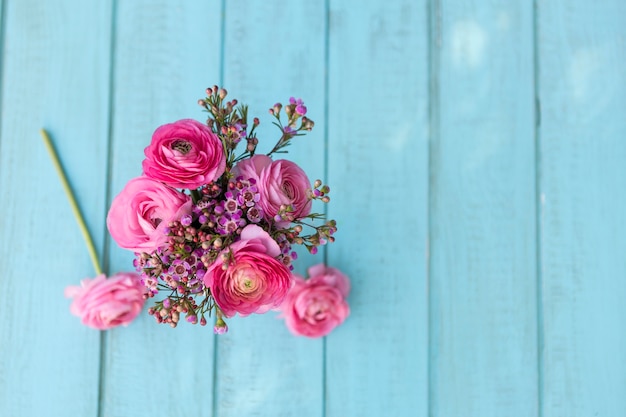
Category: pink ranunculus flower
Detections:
[
  {"x1": 233, "y1": 155, "x2": 312, "y2": 223},
  {"x1": 204, "y1": 224, "x2": 292, "y2": 317},
  {"x1": 65, "y1": 272, "x2": 146, "y2": 330},
  {"x1": 142, "y1": 119, "x2": 226, "y2": 189},
  {"x1": 280, "y1": 264, "x2": 350, "y2": 338},
  {"x1": 232, "y1": 153, "x2": 271, "y2": 182},
  {"x1": 260, "y1": 159, "x2": 312, "y2": 222},
  {"x1": 107, "y1": 176, "x2": 192, "y2": 254}
]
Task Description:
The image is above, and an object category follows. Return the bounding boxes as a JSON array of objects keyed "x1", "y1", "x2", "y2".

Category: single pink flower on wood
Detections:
[
  {"x1": 65, "y1": 272, "x2": 146, "y2": 330},
  {"x1": 280, "y1": 264, "x2": 350, "y2": 338}
]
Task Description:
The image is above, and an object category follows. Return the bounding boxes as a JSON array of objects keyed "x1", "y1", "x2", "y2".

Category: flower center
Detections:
[
  {"x1": 172, "y1": 140, "x2": 192, "y2": 155},
  {"x1": 282, "y1": 181, "x2": 295, "y2": 199}
]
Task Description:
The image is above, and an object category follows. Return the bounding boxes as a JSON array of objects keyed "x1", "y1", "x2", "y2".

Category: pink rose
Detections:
[
  {"x1": 142, "y1": 119, "x2": 226, "y2": 189},
  {"x1": 107, "y1": 176, "x2": 191, "y2": 254},
  {"x1": 65, "y1": 272, "x2": 146, "y2": 330},
  {"x1": 204, "y1": 224, "x2": 292, "y2": 317},
  {"x1": 233, "y1": 155, "x2": 312, "y2": 223},
  {"x1": 280, "y1": 264, "x2": 350, "y2": 338}
]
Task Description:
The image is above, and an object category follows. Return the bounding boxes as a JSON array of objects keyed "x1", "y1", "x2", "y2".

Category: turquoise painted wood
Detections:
[
  {"x1": 0, "y1": 1, "x2": 624, "y2": 416},
  {"x1": 538, "y1": 1, "x2": 626, "y2": 415},
  {"x1": 429, "y1": 1, "x2": 538, "y2": 415},
  {"x1": 0, "y1": 1, "x2": 111, "y2": 416},
  {"x1": 326, "y1": 1, "x2": 428, "y2": 415}
]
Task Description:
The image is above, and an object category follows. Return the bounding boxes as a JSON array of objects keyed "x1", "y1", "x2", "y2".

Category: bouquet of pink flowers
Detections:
[{"x1": 106, "y1": 87, "x2": 339, "y2": 333}]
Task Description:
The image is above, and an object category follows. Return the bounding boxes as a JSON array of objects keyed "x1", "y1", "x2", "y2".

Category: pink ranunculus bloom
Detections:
[
  {"x1": 232, "y1": 154, "x2": 271, "y2": 182},
  {"x1": 107, "y1": 176, "x2": 192, "y2": 254},
  {"x1": 142, "y1": 119, "x2": 226, "y2": 189},
  {"x1": 260, "y1": 159, "x2": 312, "y2": 222},
  {"x1": 203, "y1": 224, "x2": 292, "y2": 317},
  {"x1": 233, "y1": 155, "x2": 313, "y2": 224},
  {"x1": 280, "y1": 264, "x2": 350, "y2": 338},
  {"x1": 65, "y1": 272, "x2": 146, "y2": 330}
]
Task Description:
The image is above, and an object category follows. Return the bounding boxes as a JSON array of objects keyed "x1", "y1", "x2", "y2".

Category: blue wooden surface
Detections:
[{"x1": 0, "y1": 1, "x2": 624, "y2": 416}]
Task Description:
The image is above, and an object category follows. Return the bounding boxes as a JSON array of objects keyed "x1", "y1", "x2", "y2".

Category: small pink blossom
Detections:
[
  {"x1": 65, "y1": 272, "x2": 146, "y2": 330},
  {"x1": 142, "y1": 119, "x2": 226, "y2": 189},
  {"x1": 280, "y1": 264, "x2": 350, "y2": 338},
  {"x1": 107, "y1": 176, "x2": 192, "y2": 254},
  {"x1": 204, "y1": 225, "x2": 292, "y2": 317}
]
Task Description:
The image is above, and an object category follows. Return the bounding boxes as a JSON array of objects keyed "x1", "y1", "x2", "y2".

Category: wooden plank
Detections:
[
  {"x1": 0, "y1": 1, "x2": 112, "y2": 416},
  {"x1": 325, "y1": 1, "x2": 429, "y2": 416},
  {"x1": 213, "y1": 1, "x2": 327, "y2": 416},
  {"x1": 538, "y1": 1, "x2": 626, "y2": 415},
  {"x1": 101, "y1": 2, "x2": 222, "y2": 416},
  {"x1": 429, "y1": 1, "x2": 538, "y2": 415}
]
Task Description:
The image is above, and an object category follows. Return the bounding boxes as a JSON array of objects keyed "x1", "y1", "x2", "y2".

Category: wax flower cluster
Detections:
[{"x1": 106, "y1": 87, "x2": 337, "y2": 333}]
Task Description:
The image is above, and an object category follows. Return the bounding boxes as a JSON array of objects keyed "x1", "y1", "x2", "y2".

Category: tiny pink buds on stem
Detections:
[
  {"x1": 302, "y1": 117, "x2": 314, "y2": 130},
  {"x1": 214, "y1": 309, "x2": 228, "y2": 334},
  {"x1": 314, "y1": 179, "x2": 322, "y2": 188}
]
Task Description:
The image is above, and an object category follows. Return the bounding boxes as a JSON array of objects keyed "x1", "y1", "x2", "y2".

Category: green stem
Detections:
[{"x1": 40, "y1": 129, "x2": 103, "y2": 276}]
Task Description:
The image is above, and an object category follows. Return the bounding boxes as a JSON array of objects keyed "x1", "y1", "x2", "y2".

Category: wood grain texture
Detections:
[
  {"x1": 101, "y1": 2, "x2": 222, "y2": 416},
  {"x1": 429, "y1": 1, "x2": 538, "y2": 415},
  {"x1": 0, "y1": 1, "x2": 112, "y2": 416},
  {"x1": 326, "y1": 1, "x2": 429, "y2": 416},
  {"x1": 214, "y1": 1, "x2": 327, "y2": 416},
  {"x1": 538, "y1": 0, "x2": 626, "y2": 415}
]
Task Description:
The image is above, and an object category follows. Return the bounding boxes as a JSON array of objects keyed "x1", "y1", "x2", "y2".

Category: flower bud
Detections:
[
  {"x1": 302, "y1": 117, "x2": 315, "y2": 130},
  {"x1": 214, "y1": 317, "x2": 228, "y2": 334},
  {"x1": 218, "y1": 88, "x2": 227, "y2": 99}
]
